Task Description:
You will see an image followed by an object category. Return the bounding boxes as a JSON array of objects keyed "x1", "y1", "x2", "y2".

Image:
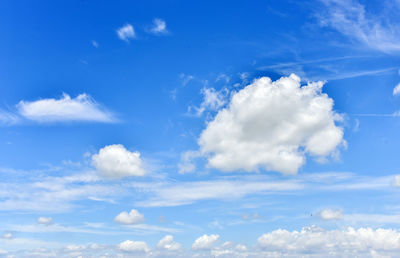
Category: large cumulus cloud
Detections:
[{"x1": 199, "y1": 74, "x2": 344, "y2": 174}]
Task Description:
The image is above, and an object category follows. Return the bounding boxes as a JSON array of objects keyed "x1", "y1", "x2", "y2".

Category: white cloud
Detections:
[
  {"x1": 178, "y1": 150, "x2": 200, "y2": 174},
  {"x1": 192, "y1": 234, "x2": 219, "y2": 250},
  {"x1": 258, "y1": 226, "x2": 400, "y2": 256},
  {"x1": 119, "y1": 240, "x2": 149, "y2": 252},
  {"x1": 318, "y1": 209, "x2": 343, "y2": 220},
  {"x1": 199, "y1": 74, "x2": 344, "y2": 174},
  {"x1": 114, "y1": 209, "x2": 144, "y2": 225},
  {"x1": 2, "y1": 232, "x2": 13, "y2": 239},
  {"x1": 157, "y1": 235, "x2": 182, "y2": 251},
  {"x1": 92, "y1": 144, "x2": 147, "y2": 179},
  {"x1": 17, "y1": 93, "x2": 115, "y2": 123},
  {"x1": 133, "y1": 176, "x2": 302, "y2": 207},
  {"x1": 319, "y1": 0, "x2": 400, "y2": 53},
  {"x1": 191, "y1": 87, "x2": 227, "y2": 116},
  {"x1": 37, "y1": 217, "x2": 53, "y2": 225},
  {"x1": 393, "y1": 83, "x2": 400, "y2": 96},
  {"x1": 150, "y1": 18, "x2": 167, "y2": 34},
  {"x1": 394, "y1": 175, "x2": 400, "y2": 187},
  {"x1": 179, "y1": 73, "x2": 194, "y2": 86},
  {"x1": 0, "y1": 110, "x2": 19, "y2": 125},
  {"x1": 117, "y1": 24, "x2": 135, "y2": 41}
]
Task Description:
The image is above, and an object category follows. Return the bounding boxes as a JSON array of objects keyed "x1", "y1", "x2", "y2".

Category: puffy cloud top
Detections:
[
  {"x1": 119, "y1": 240, "x2": 149, "y2": 252},
  {"x1": 319, "y1": 209, "x2": 343, "y2": 220},
  {"x1": 37, "y1": 217, "x2": 53, "y2": 225},
  {"x1": 156, "y1": 235, "x2": 182, "y2": 251},
  {"x1": 114, "y1": 209, "x2": 144, "y2": 225},
  {"x1": 92, "y1": 144, "x2": 147, "y2": 179},
  {"x1": 258, "y1": 226, "x2": 400, "y2": 255},
  {"x1": 199, "y1": 74, "x2": 344, "y2": 174},
  {"x1": 192, "y1": 234, "x2": 219, "y2": 250}
]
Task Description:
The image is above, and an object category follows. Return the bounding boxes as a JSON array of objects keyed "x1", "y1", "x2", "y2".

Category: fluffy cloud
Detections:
[
  {"x1": 17, "y1": 93, "x2": 115, "y2": 123},
  {"x1": 119, "y1": 240, "x2": 149, "y2": 252},
  {"x1": 393, "y1": 83, "x2": 400, "y2": 96},
  {"x1": 199, "y1": 74, "x2": 344, "y2": 174},
  {"x1": 150, "y1": 18, "x2": 167, "y2": 34},
  {"x1": 117, "y1": 24, "x2": 135, "y2": 41},
  {"x1": 114, "y1": 209, "x2": 144, "y2": 225},
  {"x1": 157, "y1": 235, "x2": 182, "y2": 251},
  {"x1": 394, "y1": 175, "x2": 400, "y2": 187},
  {"x1": 192, "y1": 234, "x2": 219, "y2": 250},
  {"x1": 92, "y1": 144, "x2": 147, "y2": 179},
  {"x1": 37, "y1": 217, "x2": 53, "y2": 225},
  {"x1": 258, "y1": 226, "x2": 400, "y2": 256},
  {"x1": 190, "y1": 87, "x2": 227, "y2": 116},
  {"x1": 318, "y1": 209, "x2": 343, "y2": 220}
]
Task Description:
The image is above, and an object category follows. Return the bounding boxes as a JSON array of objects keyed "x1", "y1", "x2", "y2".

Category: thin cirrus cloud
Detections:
[
  {"x1": 318, "y1": 0, "x2": 400, "y2": 53},
  {"x1": 198, "y1": 74, "x2": 345, "y2": 175},
  {"x1": 16, "y1": 93, "x2": 116, "y2": 123}
]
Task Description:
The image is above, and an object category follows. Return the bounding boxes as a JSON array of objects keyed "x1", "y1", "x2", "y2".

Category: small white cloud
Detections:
[
  {"x1": 119, "y1": 240, "x2": 149, "y2": 252},
  {"x1": 150, "y1": 18, "x2": 168, "y2": 34},
  {"x1": 318, "y1": 209, "x2": 343, "y2": 220},
  {"x1": 37, "y1": 217, "x2": 53, "y2": 225},
  {"x1": 92, "y1": 144, "x2": 147, "y2": 179},
  {"x1": 216, "y1": 73, "x2": 230, "y2": 83},
  {"x1": 199, "y1": 74, "x2": 344, "y2": 174},
  {"x1": 2, "y1": 232, "x2": 13, "y2": 239},
  {"x1": 91, "y1": 40, "x2": 99, "y2": 48},
  {"x1": 178, "y1": 150, "x2": 200, "y2": 174},
  {"x1": 393, "y1": 83, "x2": 400, "y2": 96},
  {"x1": 192, "y1": 234, "x2": 219, "y2": 250},
  {"x1": 114, "y1": 209, "x2": 144, "y2": 225},
  {"x1": 189, "y1": 87, "x2": 227, "y2": 116},
  {"x1": 157, "y1": 235, "x2": 182, "y2": 251},
  {"x1": 393, "y1": 175, "x2": 400, "y2": 187},
  {"x1": 179, "y1": 73, "x2": 194, "y2": 86},
  {"x1": 17, "y1": 93, "x2": 115, "y2": 123},
  {"x1": 117, "y1": 24, "x2": 135, "y2": 42}
]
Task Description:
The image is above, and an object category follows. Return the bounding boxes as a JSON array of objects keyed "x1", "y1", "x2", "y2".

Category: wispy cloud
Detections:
[
  {"x1": 149, "y1": 18, "x2": 168, "y2": 34},
  {"x1": 318, "y1": 0, "x2": 400, "y2": 53}
]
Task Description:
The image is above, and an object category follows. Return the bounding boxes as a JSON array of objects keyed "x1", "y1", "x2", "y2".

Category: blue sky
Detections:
[{"x1": 1, "y1": 0, "x2": 400, "y2": 257}]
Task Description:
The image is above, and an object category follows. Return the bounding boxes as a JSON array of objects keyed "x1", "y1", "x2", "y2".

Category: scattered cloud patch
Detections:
[
  {"x1": 92, "y1": 144, "x2": 147, "y2": 179},
  {"x1": 150, "y1": 18, "x2": 168, "y2": 34},
  {"x1": 179, "y1": 73, "x2": 194, "y2": 86},
  {"x1": 189, "y1": 87, "x2": 227, "y2": 116},
  {"x1": 318, "y1": 208, "x2": 343, "y2": 220},
  {"x1": 117, "y1": 24, "x2": 135, "y2": 42},
  {"x1": 258, "y1": 226, "x2": 400, "y2": 256},
  {"x1": 192, "y1": 234, "x2": 219, "y2": 250},
  {"x1": 0, "y1": 110, "x2": 19, "y2": 125},
  {"x1": 178, "y1": 150, "x2": 201, "y2": 174},
  {"x1": 119, "y1": 240, "x2": 149, "y2": 253},
  {"x1": 2, "y1": 232, "x2": 13, "y2": 239},
  {"x1": 114, "y1": 209, "x2": 145, "y2": 225},
  {"x1": 157, "y1": 235, "x2": 182, "y2": 251},
  {"x1": 393, "y1": 175, "x2": 400, "y2": 187},
  {"x1": 393, "y1": 83, "x2": 400, "y2": 96},
  {"x1": 37, "y1": 217, "x2": 54, "y2": 225},
  {"x1": 199, "y1": 74, "x2": 345, "y2": 174},
  {"x1": 17, "y1": 93, "x2": 115, "y2": 123}
]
